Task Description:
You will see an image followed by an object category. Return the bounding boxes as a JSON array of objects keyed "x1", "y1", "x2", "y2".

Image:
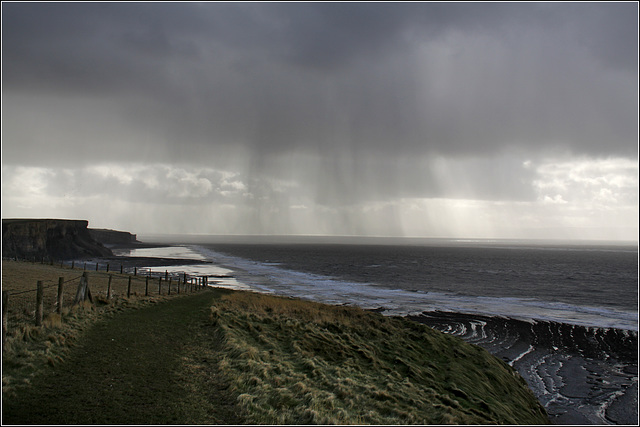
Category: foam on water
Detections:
[
  {"x1": 191, "y1": 245, "x2": 637, "y2": 331},
  {"x1": 113, "y1": 246, "x2": 210, "y2": 261}
]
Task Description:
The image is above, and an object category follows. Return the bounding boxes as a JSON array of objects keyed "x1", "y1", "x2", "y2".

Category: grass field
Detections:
[
  {"x1": 1, "y1": 260, "x2": 194, "y2": 399},
  {"x1": 2, "y1": 260, "x2": 549, "y2": 424},
  {"x1": 208, "y1": 291, "x2": 549, "y2": 424}
]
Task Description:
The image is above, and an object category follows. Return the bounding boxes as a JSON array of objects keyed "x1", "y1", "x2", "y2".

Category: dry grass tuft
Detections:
[{"x1": 205, "y1": 290, "x2": 549, "y2": 425}]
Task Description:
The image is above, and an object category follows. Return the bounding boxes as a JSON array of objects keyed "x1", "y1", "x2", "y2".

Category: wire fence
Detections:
[{"x1": 2, "y1": 259, "x2": 209, "y2": 348}]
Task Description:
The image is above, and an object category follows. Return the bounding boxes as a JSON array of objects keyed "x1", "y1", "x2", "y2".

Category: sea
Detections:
[{"x1": 113, "y1": 235, "x2": 638, "y2": 425}]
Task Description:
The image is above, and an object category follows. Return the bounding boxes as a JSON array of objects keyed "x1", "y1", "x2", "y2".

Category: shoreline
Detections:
[{"x1": 93, "y1": 242, "x2": 637, "y2": 425}]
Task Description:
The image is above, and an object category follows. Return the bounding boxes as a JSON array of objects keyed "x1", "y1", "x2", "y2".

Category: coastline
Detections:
[
  {"x1": 75, "y1": 242, "x2": 638, "y2": 425},
  {"x1": 1, "y1": 264, "x2": 549, "y2": 425}
]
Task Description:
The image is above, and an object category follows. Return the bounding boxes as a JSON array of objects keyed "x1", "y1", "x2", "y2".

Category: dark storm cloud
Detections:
[
  {"x1": 3, "y1": 3, "x2": 637, "y2": 160},
  {"x1": 2, "y1": 2, "x2": 638, "y2": 211}
]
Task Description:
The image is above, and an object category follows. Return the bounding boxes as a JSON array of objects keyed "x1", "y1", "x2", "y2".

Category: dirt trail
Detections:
[{"x1": 2, "y1": 290, "x2": 243, "y2": 425}]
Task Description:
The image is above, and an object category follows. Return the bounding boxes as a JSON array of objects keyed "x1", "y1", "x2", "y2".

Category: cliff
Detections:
[
  {"x1": 2, "y1": 219, "x2": 113, "y2": 260},
  {"x1": 88, "y1": 228, "x2": 138, "y2": 246}
]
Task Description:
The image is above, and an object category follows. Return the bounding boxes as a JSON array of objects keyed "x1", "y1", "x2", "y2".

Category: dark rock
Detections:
[
  {"x1": 88, "y1": 228, "x2": 138, "y2": 246},
  {"x1": 2, "y1": 218, "x2": 113, "y2": 260}
]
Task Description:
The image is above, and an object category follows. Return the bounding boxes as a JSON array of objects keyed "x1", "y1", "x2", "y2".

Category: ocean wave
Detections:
[{"x1": 191, "y1": 245, "x2": 638, "y2": 332}]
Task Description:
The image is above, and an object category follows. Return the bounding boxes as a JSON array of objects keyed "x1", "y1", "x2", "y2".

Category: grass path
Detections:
[{"x1": 2, "y1": 290, "x2": 244, "y2": 425}]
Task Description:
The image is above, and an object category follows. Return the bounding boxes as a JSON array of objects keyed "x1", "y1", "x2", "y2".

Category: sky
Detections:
[{"x1": 2, "y1": 2, "x2": 638, "y2": 242}]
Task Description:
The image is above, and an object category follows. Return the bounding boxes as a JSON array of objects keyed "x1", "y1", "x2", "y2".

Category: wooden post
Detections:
[
  {"x1": 85, "y1": 272, "x2": 93, "y2": 303},
  {"x1": 83, "y1": 262, "x2": 86, "y2": 271},
  {"x1": 74, "y1": 272, "x2": 93, "y2": 305},
  {"x1": 57, "y1": 277, "x2": 64, "y2": 314},
  {"x1": 127, "y1": 276, "x2": 132, "y2": 298},
  {"x1": 168, "y1": 278, "x2": 172, "y2": 295},
  {"x1": 134, "y1": 267, "x2": 137, "y2": 276},
  {"x1": 75, "y1": 276, "x2": 85, "y2": 303},
  {"x1": 106, "y1": 263, "x2": 110, "y2": 272},
  {"x1": 96, "y1": 262, "x2": 99, "y2": 271},
  {"x1": 120, "y1": 265, "x2": 123, "y2": 274},
  {"x1": 35, "y1": 281, "x2": 44, "y2": 326},
  {"x1": 183, "y1": 273, "x2": 187, "y2": 285},
  {"x1": 3, "y1": 291, "x2": 9, "y2": 351},
  {"x1": 177, "y1": 278, "x2": 181, "y2": 294},
  {"x1": 107, "y1": 275, "x2": 113, "y2": 300},
  {"x1": 71, "y1": 260, "x2": 75, "y2": 269},
  {"x1": 145, "y1": 277, "x2": 149, "y2": 296},
  {"x1": 165, "y1": 270, "x2": 168, "y2": 281}
]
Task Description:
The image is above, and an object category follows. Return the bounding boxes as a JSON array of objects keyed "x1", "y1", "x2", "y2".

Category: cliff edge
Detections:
[
  {"x1": 2, "y1": 219, "x2": 113, "y2": 260},
  {"x1": 88, "y1": 228, "x2": 138, "y2": 246}
]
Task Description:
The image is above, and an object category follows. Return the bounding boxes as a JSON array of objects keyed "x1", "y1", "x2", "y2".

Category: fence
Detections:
[{"x1": 1, "y1": 259, "x2": 211, "y2": 350}]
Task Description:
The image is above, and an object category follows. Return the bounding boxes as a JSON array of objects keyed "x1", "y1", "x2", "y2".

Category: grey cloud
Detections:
[
  {"x1": 2, "y1": 2, "x2": 637, "y2": 216},
  {"x1": 4, "y1": 3, "x2": 635, "y2": 160}
]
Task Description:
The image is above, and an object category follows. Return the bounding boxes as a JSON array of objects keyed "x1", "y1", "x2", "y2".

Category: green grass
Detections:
[
  {"x1": 2, "y1": 290, "x2": 244, "y2": 425},
  {"x1": 209, "y1": 291, "x2": 549, "y2": 424},
  {"x1": 2, "y1": 260, "x2": 548, "y2": 424}
]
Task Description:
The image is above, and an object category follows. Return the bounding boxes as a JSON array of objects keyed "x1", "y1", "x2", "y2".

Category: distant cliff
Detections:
[
  {"x1": 88, "y1": 228, "x2": 138, "y2": 246},
  {"x1": 2, "y1": 219, "x2": 113, "y2": 260}
]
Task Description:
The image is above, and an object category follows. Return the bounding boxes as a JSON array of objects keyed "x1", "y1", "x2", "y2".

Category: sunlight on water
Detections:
[{"x1": 113, "y1": 246, "x2": 210, "y2": 260}]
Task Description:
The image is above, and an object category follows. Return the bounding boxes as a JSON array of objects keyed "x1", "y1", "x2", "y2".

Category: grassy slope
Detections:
[
  {"x1": 210, "y1": 291, "x2": 549, "y2": 425},
  {"x1": 2, "y1": 261, "x2": 549, "y2": 424}
]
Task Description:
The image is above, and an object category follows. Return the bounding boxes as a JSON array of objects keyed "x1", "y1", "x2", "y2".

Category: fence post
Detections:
[
  {"x1": 168, "y1": 278, "x2": 172, "y2": 295},
  {"x1": 177, "y1": 278, "x2": 181, "y2": 294},
  {"x1": 85, "y1": 272, "x2": 93, "y2": 303},
  {"x1": 96, "y1": 263, "x2": 99, "y2": 271},
  {"x1": 3, "y1": 291, "x2": 9, "y2": 351},
  {"x1": 57, "y1": 277, "x2": 64, "y2": 314},
  {"x1": 107, "y1": 263, "x2": 110, "y2": 272},
  {"x1": 75, "y1": 275, "x2": 85, "y2": 304},
  {"x1": 127, "y1": 276, "x2": 132, "y2": 298},
  {"x1": 145, "y1": 277, "x2": 149, "y2": 296},
  {"x1": 134, "y1": 267, "x2": 137, "y2": 276},
  {"x1": 35, "y1": 281, "x2": 44, "y2": 326},
  {"x1": 107, "y1": 275, "x2": 113, "y2": 300},
  {"x1": 71, "y1": 260, "x2": 75, "y2": 269},
  {"x1": 74, "y1": 272, "x2": 93, "y2": 305}
]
